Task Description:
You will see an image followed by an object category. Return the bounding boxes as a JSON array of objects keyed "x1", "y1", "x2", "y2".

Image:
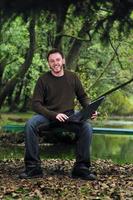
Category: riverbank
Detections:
[
  {"x1": 0, "y1": 159, "x2": 132, "y2": 199},
  {"x1": 109, "y1": 115, "x2": 133, "y2": 119}
]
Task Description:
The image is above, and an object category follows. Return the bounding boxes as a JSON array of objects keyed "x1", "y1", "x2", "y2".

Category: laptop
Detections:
[
  {"x1": 67, "y1": 96, "x2": 105, "y2": 123},
  {"x1": 37, "y1": 96, "x2": 105, "y2": 131}
]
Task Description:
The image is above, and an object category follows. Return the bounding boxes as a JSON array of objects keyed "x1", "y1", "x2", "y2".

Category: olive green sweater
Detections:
[{"x1": 32, "y1": 70, "x2": 90, "y2": 119}]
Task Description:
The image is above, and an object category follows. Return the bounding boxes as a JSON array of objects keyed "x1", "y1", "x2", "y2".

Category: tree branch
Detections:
[
  {"x1": 88, "y1": 43, "x2": 121, "y2": 91},
  {"x1": 109, "y1": 38, "x2": 124, "y2": 69},
  {"x1": 6, "y1": 58, "x2": 18, "y2": 66},
  {"x1": 60, "y1": 33, "x2": 91, "y2": 42}
]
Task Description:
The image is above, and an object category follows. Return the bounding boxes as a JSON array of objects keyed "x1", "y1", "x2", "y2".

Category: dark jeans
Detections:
[{"x1": 24, "y1": 113, "x2": 93, "y2": 168}]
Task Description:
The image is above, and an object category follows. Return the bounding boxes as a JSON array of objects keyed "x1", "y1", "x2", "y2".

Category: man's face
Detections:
[{"x1": 48, "y1": 53, "x2": 65, "y2": 74}]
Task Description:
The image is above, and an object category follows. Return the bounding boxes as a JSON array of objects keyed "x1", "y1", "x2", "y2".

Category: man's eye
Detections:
[{"x1": 50, "y1": 60, "x2": 54, "y2": 63}]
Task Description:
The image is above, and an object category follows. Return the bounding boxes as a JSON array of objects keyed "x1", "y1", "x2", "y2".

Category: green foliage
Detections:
[
  {"x1": 107, "y1": 91, "x2": 133, "y2": 115},
  {"x1": 1, "y1": 17, "x2": 29, "y2": 81}
]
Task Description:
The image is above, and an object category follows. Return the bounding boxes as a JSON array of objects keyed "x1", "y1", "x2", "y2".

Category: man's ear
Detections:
[{"x1": 62, "y1": 58, "x2": 65, "y2": 65}]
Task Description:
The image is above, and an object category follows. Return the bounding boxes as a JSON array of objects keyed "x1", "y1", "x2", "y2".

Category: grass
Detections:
[{"x1": 0, "y1": 112, "x2": 34, "y2": 126}]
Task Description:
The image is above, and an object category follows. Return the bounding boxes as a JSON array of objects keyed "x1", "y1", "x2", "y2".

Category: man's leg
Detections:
[
  {"x1": 67, "y1": 121, "x2": 96, "y2": 180},
  {"x1": 19, "y1": 114, "x2": 49, "y2": 178},
  {"x1": 60, "y1": 121, "x2": 92, "y2": 166},
  {"x1": 59, "y1": 118, "x2": 96, "y2": 180},
  {"x1": 75, "y1": 121, "x2": 92, "y2": 167}
]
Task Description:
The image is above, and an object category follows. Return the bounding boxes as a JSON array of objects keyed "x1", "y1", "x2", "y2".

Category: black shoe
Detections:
[
  {"x1": 19, "y1": 166, "x2": 43, "y2": 179},
  {"x1": 71, "y1": 164, "x2": 96, "y2": 181}
]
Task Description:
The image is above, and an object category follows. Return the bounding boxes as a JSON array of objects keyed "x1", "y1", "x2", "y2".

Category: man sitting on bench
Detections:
[{"x1": 19, "y1": 49, "x2": 98, "y2": 180}]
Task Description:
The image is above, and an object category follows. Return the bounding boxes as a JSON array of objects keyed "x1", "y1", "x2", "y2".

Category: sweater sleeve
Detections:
[
  {"x1": 74, "y1": 74, "x2": 90, "y2": 108},
  {"x1": 32, "y1": 77, "x2": 58, "y2": 119}
]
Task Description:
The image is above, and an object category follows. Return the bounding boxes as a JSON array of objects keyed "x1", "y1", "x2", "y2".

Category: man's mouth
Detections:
[{"x1": 54, "y1": 65, "x2": 60, "y2": 69}]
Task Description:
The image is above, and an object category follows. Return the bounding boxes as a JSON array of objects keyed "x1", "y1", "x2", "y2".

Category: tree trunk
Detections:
[
  {"x1": 53, "y1": 4, "x2": 69, "y2": 49},
  {"x1": 19, "y1": 94, "x2": 30, "y2": 112},
  {"x1": 66, "y1": 20, "x2": 91, "y2": 70},
  {"x1": 0, "y1": 59, "x2": 6, "y2": 90},
  {"x1": 7, "y1": 87, "x2": 15, "y2": 109},
  {"x1": 8, "y1": 81, "x2": 24, "y2": 111},
  {"x1": 14, "y1": 81, "x2": 24, "y2": 105},
  {"x1": 0, "y1": 14, "x2": 36, "y2": 109}
]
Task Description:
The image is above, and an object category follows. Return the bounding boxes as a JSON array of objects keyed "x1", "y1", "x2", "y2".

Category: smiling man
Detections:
[{"x1": 19, "y1": 49, "x2": 97, "y2": 180}]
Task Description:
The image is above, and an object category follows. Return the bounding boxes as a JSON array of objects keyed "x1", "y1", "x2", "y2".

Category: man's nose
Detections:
[{"x1": 54, "y1": 61, "x2": 58, "y2": 65}]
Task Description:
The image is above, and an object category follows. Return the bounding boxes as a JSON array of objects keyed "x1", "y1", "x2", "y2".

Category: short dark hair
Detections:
[{"x1": 47, "y1": 49, "x2": 64, "y2": 60}]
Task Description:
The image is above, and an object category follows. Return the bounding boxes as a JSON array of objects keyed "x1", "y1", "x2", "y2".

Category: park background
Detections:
[{"x1": 0, "y1": 1, "x2": 133, "y2": 199}]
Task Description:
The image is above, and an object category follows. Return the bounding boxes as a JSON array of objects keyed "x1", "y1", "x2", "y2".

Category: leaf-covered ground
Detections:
[{"x1": 0, "y1": 159, "x2": 133, "y2": 200}]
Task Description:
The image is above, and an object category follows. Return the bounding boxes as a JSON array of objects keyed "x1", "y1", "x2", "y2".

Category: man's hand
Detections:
[
  {"x1": 91, "y1": 111, "x2": 98, "y2": 120},
  {"x1": 56, "y1": 113, "x2": 69, "y2": 122}
]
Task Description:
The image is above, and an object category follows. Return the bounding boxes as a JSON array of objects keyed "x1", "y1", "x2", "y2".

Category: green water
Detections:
[
  {"x1": 0, "y1": 119, "x2": 133, "y2": 164},
  {"x1": 92, "y1": 118, "x2": 133, "y2": 129},
  {"x1": 92, "y1": 134, "x2": 133, "y2": 163},
  {"x1": 0, "y1": 134, "x2": 132, "y2": 164}
]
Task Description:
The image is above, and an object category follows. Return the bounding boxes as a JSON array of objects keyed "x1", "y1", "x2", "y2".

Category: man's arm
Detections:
[
  {"x1": 75, "y1": 74, "x2": 98, "y2": 120},
  {"x1": 32, "y1": 78, "x2": 57, "y2": 120},
  {"x1": 74, "y1": 74, "x2": 90, "y2": 108}
]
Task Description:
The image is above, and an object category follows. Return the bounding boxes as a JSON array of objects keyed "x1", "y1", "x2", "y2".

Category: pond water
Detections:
[
  {"x1": 0, "y1": 119, "x2": 133, "y2": 164},
  {"x1": 92, "y1": 118, "x2": 133, "y2": 129}
]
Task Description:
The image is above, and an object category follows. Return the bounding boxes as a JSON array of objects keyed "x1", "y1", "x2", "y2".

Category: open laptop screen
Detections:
[{"x1": 68, "y1": 96, "x2": 105, "y2": 123}]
